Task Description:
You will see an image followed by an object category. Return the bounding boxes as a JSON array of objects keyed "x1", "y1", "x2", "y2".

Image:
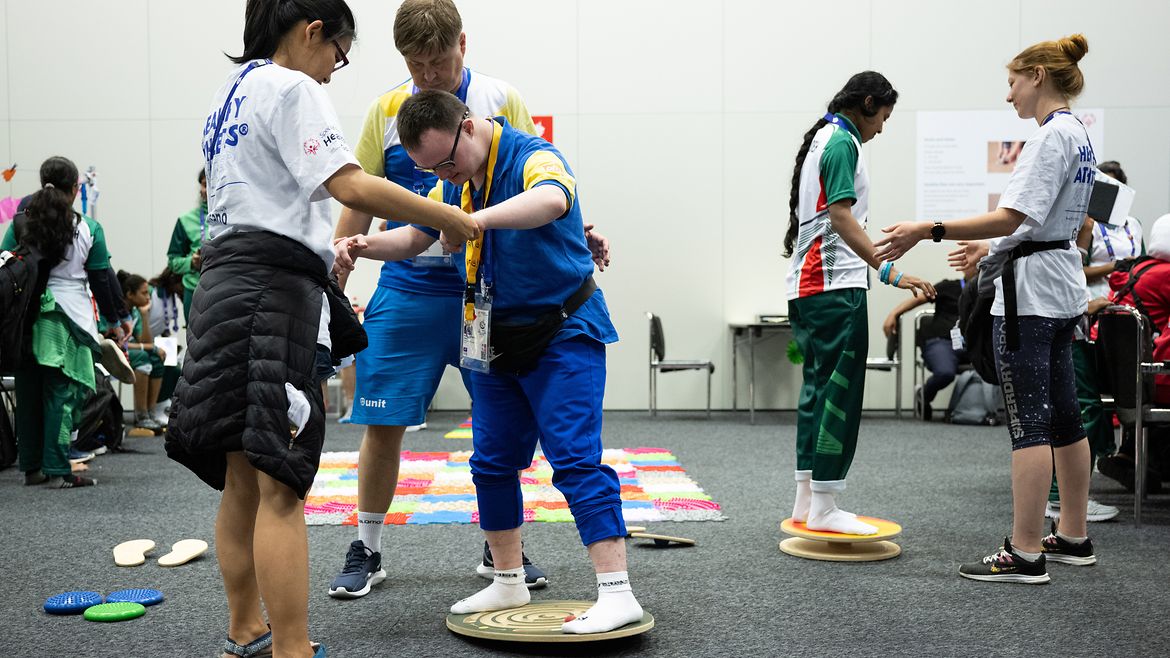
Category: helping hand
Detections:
[
  {"x1": 946, "y1": 240, "x2": 989, "y2": 273},
  {"x1": 331, "y1": 235, "x2": 369, "y2": 276},
  {"x1": 873, "y1": 222, "x2": 926, "y2": 262}
]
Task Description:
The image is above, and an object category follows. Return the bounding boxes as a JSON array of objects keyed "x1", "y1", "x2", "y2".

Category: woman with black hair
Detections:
[
  {"x1": 1, "y1": 156, "x2": 132, "y2": 488},
  {"x1": 783, "y1": 71, "x2": 934, "y2": 536},
  {"x1": 163, "y1": 1, "x2": 476, "y2": 656}
]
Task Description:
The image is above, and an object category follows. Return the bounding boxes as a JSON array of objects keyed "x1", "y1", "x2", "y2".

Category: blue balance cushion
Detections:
[
  {"x1": 106, "y1": 588, "x2": 165, "y2": 606},
  {"x1": 44, "y1": 591, "x2": 103, "y2": 615}
]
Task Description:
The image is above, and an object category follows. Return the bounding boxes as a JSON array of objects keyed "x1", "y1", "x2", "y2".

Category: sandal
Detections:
[
  {"x1": 222, "y1": 631, "x2": 272, "y2": 658},
  {"x1": 222, "y1": 633, "x2": 320, "y2": 658}
]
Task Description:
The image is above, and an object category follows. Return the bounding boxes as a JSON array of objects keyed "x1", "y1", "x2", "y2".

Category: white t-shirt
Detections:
[
  {"x1": 201, "y1": 61, "x2": 358, "y2": 269},
  {"x1": 990, "y1": 113, "x2": 1094, "y2": 318},
  {"x1": 1085, "y1": 216, "x2": 1143, "y2": 298}
]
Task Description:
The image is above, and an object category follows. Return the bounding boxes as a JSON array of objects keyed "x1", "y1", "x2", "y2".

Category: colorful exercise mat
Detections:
[
  {"x1": 443, "y1": 417, "x2": 473, "y2": 439},
  {"x1": 304, "y1": 447, "x2": 725, "y2": 526}
]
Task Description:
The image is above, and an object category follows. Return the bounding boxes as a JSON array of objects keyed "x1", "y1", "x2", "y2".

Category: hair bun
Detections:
[{"x1": 1058, "y1": 33, "x2": 1088, "y2": 63}]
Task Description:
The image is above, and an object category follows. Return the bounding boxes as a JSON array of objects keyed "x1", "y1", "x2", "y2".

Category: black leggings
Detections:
[{"x1": 993, "y1": 315, "x2": 1085, "y2": 450}]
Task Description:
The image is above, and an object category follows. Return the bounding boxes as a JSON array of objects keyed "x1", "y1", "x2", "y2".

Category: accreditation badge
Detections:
[{"x1": 460, "y1": 292, "x2": 493, "y2": 373}]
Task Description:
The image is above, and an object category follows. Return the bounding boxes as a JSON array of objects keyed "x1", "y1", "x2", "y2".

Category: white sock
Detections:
[
  {"x1": 1013, "y1": 547, "x2": 1042, "y2": 562},
  {"x1": 1056, "y1": 530, "x2": 1087, "y2": 544},
  {"x1": 356, "y1": 511, "x2": 385, "y2": 554},
  {"x1": 450, "y1": 567, "x2": 529, "y2": 614},
  {"x1": 562, "y1": 571, "x2": 643, "y2": 634},
  {"x1": 791, "y1": 470, "x2": 811, "y2": 522},
  {"x1": 806, "y1": 484, "x2": 877, "y2": 535}
]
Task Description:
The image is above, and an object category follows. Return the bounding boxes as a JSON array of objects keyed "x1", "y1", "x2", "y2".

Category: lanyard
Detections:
[
  {"x1": 1041, "y1": 108, "x2": 1072, "y2": 126},
  {"x1": 206, "y1": 60, "x2": 269, "y2": 176},
  {"x1": 1097, "y1": 221, "x2": 1135, "y2": 260},
  {"x1": 198, "y1": 207, "x2": 207, "y2": 243},
  {"x1": 823, "y1": 113, "x2": 858, "y2": 139},
  {"x1": 462, "y1": 120, "x2": 503, "y2": 321}
]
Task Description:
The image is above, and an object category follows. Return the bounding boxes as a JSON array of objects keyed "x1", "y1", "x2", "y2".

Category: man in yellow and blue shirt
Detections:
[{"x1": 328, "y1": 0, "x2": 547, "y2": 599}]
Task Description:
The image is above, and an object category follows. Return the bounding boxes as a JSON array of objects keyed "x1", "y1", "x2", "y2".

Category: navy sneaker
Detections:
[
  {"x1": 476, "y1": 541, "x2": 548, "y2": 589},
  {"x1": 328, "y1": 541, "x2": 386, "y2": 599},
  {"x1": 959, "y1": 537, "x2": 1049, "y2": 584}
]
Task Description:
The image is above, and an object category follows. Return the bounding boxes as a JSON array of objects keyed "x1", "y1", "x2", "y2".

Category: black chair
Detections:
[
  {"x1": 647, "y1": 313, "x2": 714, "y2": 418},
  {"x1": 864, "y1": 314, "x2": 903, "y2": 417},
  {"x1": 1094, "y1": 305, "x2": 1170, "y2": 526}
]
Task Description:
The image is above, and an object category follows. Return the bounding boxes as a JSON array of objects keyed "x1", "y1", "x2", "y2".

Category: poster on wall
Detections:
[{"x1": 916, "y1": 109, "x2": 1104, "y2": 219}]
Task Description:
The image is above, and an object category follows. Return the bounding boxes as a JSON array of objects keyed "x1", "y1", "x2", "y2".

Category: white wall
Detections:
[{"x1": 3, "y1": 0, "x2": 1169, "y2": 411}]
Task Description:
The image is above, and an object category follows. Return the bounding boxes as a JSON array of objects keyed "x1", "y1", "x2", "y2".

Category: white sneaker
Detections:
[
  {"x1": 1044, "y1": 501, "x2": 1060, "y2": 520},
  {"x1": 404, "y1": 423, "x2": 427, "y2": 432},
  {"x1": 1045, "y1": 499, "x2": 1119, "y2": 522}
]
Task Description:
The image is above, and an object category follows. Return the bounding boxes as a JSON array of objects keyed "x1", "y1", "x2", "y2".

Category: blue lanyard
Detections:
[
  {"x1": 1041, "y1": 109, "x2": 1072, "y2": 126},
  {"x1": 823, "y1": 113, "x2": 858, "y2": 139},
  {"x1": 1097, "y1": 221, "x2": 1135, "y2": 260},
  {"x1": 198, "y1": 208, "x2": 206, "y2": 242},
  {"x1": 206, "y1": 60, "x2": 269, "y2": 174}
]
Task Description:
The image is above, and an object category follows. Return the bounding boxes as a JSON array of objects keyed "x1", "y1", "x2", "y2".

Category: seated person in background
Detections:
[
  {"x1": 105, "y1": 271, "x2": 167, "y2": 432},
  {"x1": 1077, "y1": 160, "x2": 1143, "y2": 299},
  {"x1": 883, "y1": 259, "x2": 977, "y2": 421},
  {"x1": 147, "y1": 266, "x2": 185, "y2": 421},
  {"x1": 1092, "y1": 212, "x2": 1170, "y2": 492}
]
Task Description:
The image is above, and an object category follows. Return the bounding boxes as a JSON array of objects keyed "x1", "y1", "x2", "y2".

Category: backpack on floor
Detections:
[
  {"x1": 946, "y1": 369, "x2": 1006, "y2": 426},
  {"x1": 74, "y1": 369, "x2": 124, "y2": 452}
]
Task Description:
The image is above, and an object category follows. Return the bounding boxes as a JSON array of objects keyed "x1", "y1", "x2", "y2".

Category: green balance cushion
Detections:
[{"x1": 83, "y1": 602, "x2": 147, "y2": 622}]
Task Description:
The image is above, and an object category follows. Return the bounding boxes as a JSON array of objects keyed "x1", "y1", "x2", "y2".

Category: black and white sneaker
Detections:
[
  {"x1": 328, "y1": 540, "x2": 386, "y2": 599},
  {"x1": 1041, "y1": 523, "x2": 1097, "y2": 566},
  {"x1": 476, "y1": 541, "x2": 548, "y2": 589},
  {"x1": 959, "y1": 537, "x2": 1050, "y2": 584}
]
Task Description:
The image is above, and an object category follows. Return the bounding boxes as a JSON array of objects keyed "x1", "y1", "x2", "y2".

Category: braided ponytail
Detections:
[{"x1": 784, "y1": 71, "x2": 898, "y2": 258}]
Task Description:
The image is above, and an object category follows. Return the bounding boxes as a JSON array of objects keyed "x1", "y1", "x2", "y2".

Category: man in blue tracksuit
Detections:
[{"x1": 337, "y1": 89, "x2": 644, "y2": 635}]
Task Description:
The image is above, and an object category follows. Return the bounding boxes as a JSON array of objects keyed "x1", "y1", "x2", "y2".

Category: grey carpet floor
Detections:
[{"x1": 2, "y1": 410, "x2": 1168, "y2": 658}]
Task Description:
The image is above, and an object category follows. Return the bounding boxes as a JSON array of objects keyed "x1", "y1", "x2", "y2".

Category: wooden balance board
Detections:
[
  {"x1": 629, "y1": 532, "x2": 695, "y2": 547},
  {"x1": 779, "y1": 517, "x2": 902, "y2": 562},
  {"x1": 447, "y1": 600, "x2": 653, "y2": 643}
]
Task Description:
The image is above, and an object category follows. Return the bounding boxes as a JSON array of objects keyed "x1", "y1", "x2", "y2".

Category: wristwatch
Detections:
[{"x1": 930, "y1": 221, "x2": 946, "y2": 243}]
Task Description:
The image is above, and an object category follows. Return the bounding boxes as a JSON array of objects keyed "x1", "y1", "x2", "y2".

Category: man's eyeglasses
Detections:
[
  {"x1": 332, "y1": 40, "x2": 349, "y2": 72},
  {"x1": 415, "y1": 111, "x2": 471, "y2": 173}
]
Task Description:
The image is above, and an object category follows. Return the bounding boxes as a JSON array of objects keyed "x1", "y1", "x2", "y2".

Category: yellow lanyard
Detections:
[{"x1": 462, "y1": 120, "x2": 502, "y2": 321}]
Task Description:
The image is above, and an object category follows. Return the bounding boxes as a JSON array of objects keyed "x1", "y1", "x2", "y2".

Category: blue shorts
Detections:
[{"x1": 350, "y1": 285, "x2": 470, "y2": 426}]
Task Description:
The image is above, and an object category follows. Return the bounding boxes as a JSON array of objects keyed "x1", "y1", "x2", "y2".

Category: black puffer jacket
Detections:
[{"x1": 166, "y1": 230, "x2": 336, "y2": 498}]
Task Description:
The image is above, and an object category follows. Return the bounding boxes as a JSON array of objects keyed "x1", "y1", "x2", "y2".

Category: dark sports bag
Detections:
[
  {"x1": 490, "y1": 276, "x2": 597, "y2": 375},
  {"x1": 0, "y1": 213, "x2": 58, "y2": 374},
  {"x1": 73, "y1": 367, "x2": 125, "y2": 453},
  {"x1": 958, "y1": 240, "x2": 1070, "y2": 385}
]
